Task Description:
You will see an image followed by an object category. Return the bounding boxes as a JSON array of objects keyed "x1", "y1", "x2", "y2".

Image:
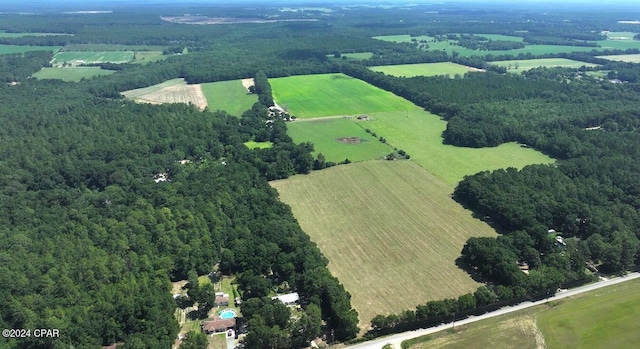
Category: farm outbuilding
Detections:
[{"x1": 271, "y1": 292, "x2": 300, "y2": 305}]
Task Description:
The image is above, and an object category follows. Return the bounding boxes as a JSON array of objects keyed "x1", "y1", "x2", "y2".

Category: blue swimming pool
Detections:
[{"x1": 219, "y1": 309, "x2": 236, "y2": 319}]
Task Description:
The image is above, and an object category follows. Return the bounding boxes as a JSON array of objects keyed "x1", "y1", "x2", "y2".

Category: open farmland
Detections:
[
  {"x1": 51, "y1": 51, "x2": 134, "y2": 66},
  {"x1": 361, "y1": 111, "x2": 554, "y2": 187},
  {"x1": 270, "y1": 73, "x2": 419, "y2": 118},
  {"x1": 200, "y1": 79, "x2": 258, "y2": 116},
  {"x1": 370, "y1": 62, "x2": 480, "y2": 77},
  {"x1": 287, "y1": 117, "x2": 393, "y2": 163},
  {"x1": 597, "y1": 53, "x2": 640, "y2": 63},
  {"x1": 327, "y1": 52, "x2": 374, "y2": 61},
  {"x1": 270, "y1": 161, "x2": 498, "y2": 328},
  {"x1": 489, "y1": 58, "x2": 599, "y2": 72},
  {"x1": 32, "y1": 67, "x2": 115, "y2": 82},
  {"x1": 121, "y1": 78, "x2": 207, "y2": 110},
  {"x1": 404, "y1": 278, "x2": 640, "y2": 349}
]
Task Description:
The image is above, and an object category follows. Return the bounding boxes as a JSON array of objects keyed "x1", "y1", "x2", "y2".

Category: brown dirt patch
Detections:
[
  {"x1": 241, "y1": 78, "x2": 254, "y2": 92},
  {"x1": 337, "y1": 137, "x2": 362, "y2": 144}
]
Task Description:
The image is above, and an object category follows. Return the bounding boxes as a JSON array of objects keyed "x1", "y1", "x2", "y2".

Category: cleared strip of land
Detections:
[
  {"x1": 360, "y1": 110, "x2": 554, "y2": 187},
  {"x1": 32, "y1": 67, "x2": 115, "y2": 82},
  {"x1": 597, "y1": 53, "x2": 640, "y2": 63},
  {"x1": 270, "y1": 73, "x2": 419, "y2": 118},
  {"x1": 200, "y1": 79, "x2": 258, "y2": 116},
  {"x1": 489, "y1": 58, "x2": 599, "y2": 72},
  {"x1": 271, "y1": 161, "x2": 497, "y2": 328},
  {"x1": 121, "y1": 78, "x2": 207, "y2": 110},
  {"x1": 370, "y1": 62, "x2": 479, "y2": 77}
]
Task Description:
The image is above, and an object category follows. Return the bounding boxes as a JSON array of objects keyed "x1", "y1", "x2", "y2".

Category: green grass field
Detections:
[
  {"x1": 0, "y1": 31, "x2": 71, "y2": 38},
  {"x1": 538, "y1": 278, "x2": 640, "y2": 349},
  {"x1": 52, "y1": 51, "x2": 134, "y2": 65},
  {"x1": 270, "y1": 73, "x2": 419, "y2": 118},
  {"x1": 0, "y1": 45, "x2": 59, "y2": 55},
  {"x1": 32, "y1": 67, "x2": 115, "y2": 82},
  {"x1": 131, "y1": 51, "x2": 166, "y2": 64},
  {"x1": 404, "y1": 278, "x2": 640, "y2": 349},
  {"x1": 200, "y1": 79, "x2": 258, "y2": 116},
  {"x1": 489, "y1": 58, "x2": 599, "y2": 72},
  {"x1": 597, "y1": 53, "x2": 640, "y2": 63},
  {"x1": 604, "y1": 31, "x2": 637, "y2": 40},
  {"x1": 62, "y1": 44, "x2": 167, "y2": 51},
  {"x1": 286, "y1": 118, "x2": 394, "y2": 162},
  {"x1": 370, "y1": 62, "x2": 479, "y2": 78},
  {"x1": 271, "y1": 161, "x2": 498, "y2": 328},
  {"x1": 244, "y1": 141, "x2": 273, "y2": 149},
  {"x1": 373, "y1": 34, "x2": 640, "y2": 57},
  {"x1": 360, "y1": 110, "x2": 554, "y2": 187}
]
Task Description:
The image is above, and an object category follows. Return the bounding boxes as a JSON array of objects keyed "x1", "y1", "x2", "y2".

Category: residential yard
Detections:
[{"x1": 270, "y1": 161, "x2": 498, "y2": 328}]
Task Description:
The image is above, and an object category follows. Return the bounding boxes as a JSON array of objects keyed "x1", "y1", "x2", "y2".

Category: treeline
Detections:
[{"x1": 0, "y1": 50, "x2": 52, "y2": 82}]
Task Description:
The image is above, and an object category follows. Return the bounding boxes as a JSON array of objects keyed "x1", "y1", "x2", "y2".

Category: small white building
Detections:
[{"x1": 271, "y1": 292, "x2": 300, "y2": 305}]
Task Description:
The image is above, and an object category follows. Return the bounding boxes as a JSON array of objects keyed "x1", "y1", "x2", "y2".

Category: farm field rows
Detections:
[
  {"x1": 52, "y1": 51, "x2": 134, "y2": 65},
  {"x1": 32, "y1": 67, "x2": 115, "y2": 82},
  {"x1": 404, "y1": 278, "x2": 640, "y2": 349},
  {"x1": 359, "y1": 110, "x2": 554, "y2": 187},
  {"x1": 270, "y1": 73, "x2": 419, "y2": 118},
  {"x1": 287, "y1": 117, "x2": 393, "y2": 163},
  {"x1": 370, "y1": 62, "x2": 480, "y2": 77},
  {"x1": 489, "y1": 58, "x2": 599, "y2": 72},
  {"x1": 121, "y1": 78, "x2": 207, "y2": 110},
  {"x1": 200, "y1": 79, "x2": 258, "y2": 116},
  {"x1": 270, "y1": 161, "x2": 498, "y2": 328},
  {"x1": 597, "y1": 53, "x2": 640, "y2": 63}
]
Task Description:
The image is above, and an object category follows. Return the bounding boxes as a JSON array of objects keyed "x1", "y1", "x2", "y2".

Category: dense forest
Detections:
[{"x1": 2, "y1": 1, "x2": 640, "y2": 348}]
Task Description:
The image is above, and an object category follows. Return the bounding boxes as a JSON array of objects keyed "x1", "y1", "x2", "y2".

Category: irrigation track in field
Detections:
[{"x1": 345, "y1": 272, "x2": 640, "y2": 349}]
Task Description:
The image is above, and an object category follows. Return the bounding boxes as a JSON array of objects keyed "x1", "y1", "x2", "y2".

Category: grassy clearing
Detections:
[
  {"x1": 52, "y1": 51, "x2": 134, "y2": 65},
  {"x1": 31, "y1": 67, "x2": 115, "y2": 82},
  {"x1": 597, "y1": 53, "x2": 640, "y2": 63},
  {"x1": 370, "y1": 62, "x2": 479, "y2": 77},
  {"x1": 286, "y1": 118, "x2": 393, "y2": 162},
  {"x1": 361, "y1": 110, "x2": 554, "y2": 187},
  {"x1": 404, "y1": 278, "x2": 640, "y2": 349},
  {"x1": 0, "y1": 31, "x2": 71, "y2": 38},
  {"x1": 208, "y1": 333, "x2": 228, "y2": 349},
  {"x1": 270, "y1": 73, "x2": 419, "y2": 118},
  {"x1": 475, "y1": 34, "x2": 524, "y2": 42},
  {"x1": 244, "y1": 141, "x2": 273, "y2": 149},
  {"x1": 489, "y1": 58, "x2": 599, "y2": 72},
  {"x1": 604, "y1": 31, "x2": 637, "y2": 40},
  {"x1": 538, "y1": 278, "x2": 640, "y2": 349},
  {"x1": 62, "y1": 44, "x2": 167, "y2": 51},
  {"x1": 121, "y1": 78, "x2": 208, "y2": 110},
  {"x1": 271, "y1": 161, "x2": 498, "y2": 328},
  {"x1": 131, "y1": 51, "x2": 166, "y2": 64},
  {"x1": 0, "y1": 45, "x2": 59, "y2": 55},
  {"x1": 200, "y1": 79, "x2": 258, "y2": 116}
]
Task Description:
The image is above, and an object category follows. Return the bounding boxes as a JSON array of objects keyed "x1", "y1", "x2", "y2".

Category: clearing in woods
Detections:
[
  {"x1": 269, "y1": 73, "x2": 419, "y2": 118},
  {"x1": 359, "y1": 110, "x2": 554, "y2": 187},
  {"x1": 286, "y1": 117, "x2": 394, "y2": 163},
  {"x1": 270, "y1": 161, "x2": 498, "y2": 328},
  {"x1": 32, "y1": 67, "x2": 115, "y2": 82},
  {"x1": 200, "y1": 79, "x2": 258, "y2": 116},
  {"x1": 489, "y1": 58, "x2": 600, "y2": 72},
  {"x1": 370, "y1": 62, "x2": 481, "y2": 78},
  {"x1": 121, "y1": 78, "x2": 208, "y2": 110},
  {"x1": 51, "y1": 51, "x2": 134, "y2": 65},
  {"x1": 596, "y1": 53, "x2": 640, "y2": 63}
]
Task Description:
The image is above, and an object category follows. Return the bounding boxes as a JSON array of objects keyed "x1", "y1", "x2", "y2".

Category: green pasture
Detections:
[
  {"x1": 201, "y1": 79, "x2": 258, "y2": 116},
  {"x1": 475, "y1": 34, "x2": 524, "y2": 42},
  {"x1": 131, "y1": 51, "x2": 166, "y2": 64},
  {"x1": 286, "y1": 117, "x2": 393, "y2": 162},
  {"x1": 360, "y1": 110, "x2": 554, "y2": 187},
  {"x1": 52, "y1": 51, "x2": 134, "y2": 65},
  {"x1": 404, "y1": 278, "x2": 640, "y2": 349},
  {"x1": 0, "y1": 44, "x2": 59, "y2": 55},
  {"x1": 270, "y1": 73, "x2": 419, "y2": 118},
  {"x1": 244, "y1": 141, "x2": 273, "y2": 149},
  {"x1": 604, "y1": 31, "x2": 637, "y2": 40},
  {"x1": 373, "y1": 34, "x2": 640, "y2": 57},
  {"x1": 31, "y1": 67, "x2": 115, "y2": 82},
  {"x1": 489, "y1": 58, "x2": 599, "y2": 72},
  {"x1": 370, "y1": 62, "x2": 478, "y2": 77},
  {"x1": 271, "y1": 161, "x2": 497, "y2": 328},
  {"x1": 538, "y1": 278, "x2": 640, "y2": 349},
  {"x1": 62, "y1": 44, "x2": 168, "y2": 52},
  {"x1": 597, "y1": 53, "x2": 640, "y2": 63}
]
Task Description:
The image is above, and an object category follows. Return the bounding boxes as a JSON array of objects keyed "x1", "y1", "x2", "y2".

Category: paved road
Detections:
[{"x1": 346, "y1": 272, "x2": 640, "y2": 349}]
